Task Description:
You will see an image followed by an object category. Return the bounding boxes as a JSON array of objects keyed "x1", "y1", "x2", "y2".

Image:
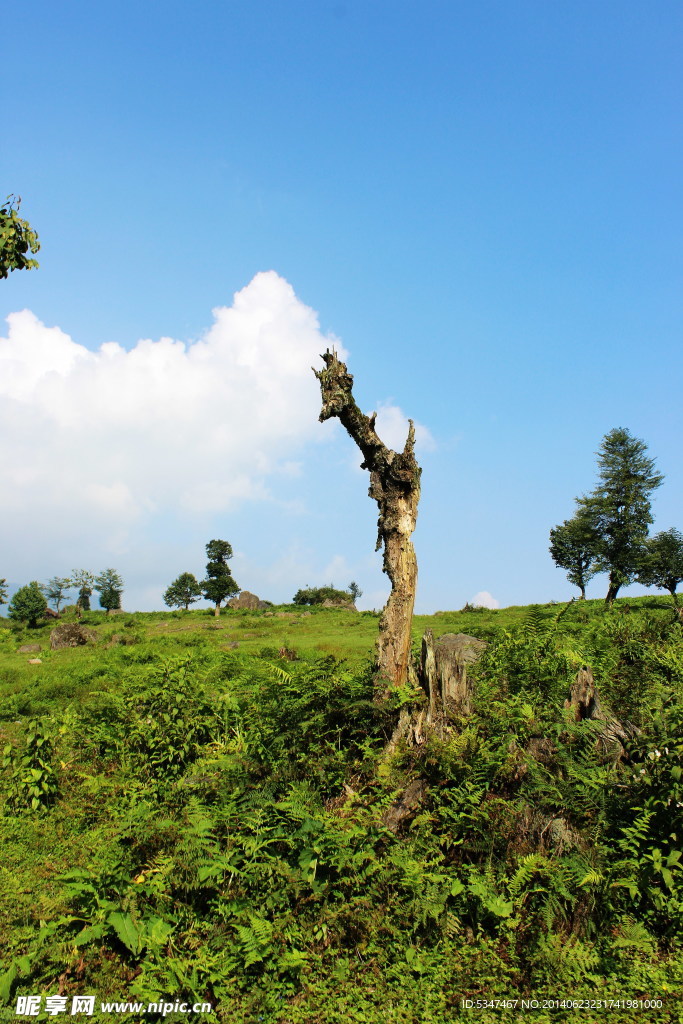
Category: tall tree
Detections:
[
  {"x1": 202, "y1": 540, "x2": 239, "y2": 617},
  {"x1": 95, "y1": 569, "x2": 124, "y2": 613},
  {"x1": 70, "y1": 569, "x2": 95, "y2": 617},
  {"x1": 579, "y1": 427, "x2": 664, "y2": 605},
  {"x1": 164, "y1": 572, "x2": 203, "y2": 611},
  {"x1": 8, "y1": 582, "x2": 47, "y2": 627},
  {"x1": 314, "y1": 349, "x2": 421, "y2": 694},
  {"x1": 44, "y1": 576, "x2": 72, "y2": 613},
  {"x1": 637, "y1": 529, "x2": 683, "y2": 608},
  {"x1": 549, "y1": 515, "x2": 600, "y2": 599},
  {"x1": 0, "y1": 196, "x2": 40, "y2": 278}
]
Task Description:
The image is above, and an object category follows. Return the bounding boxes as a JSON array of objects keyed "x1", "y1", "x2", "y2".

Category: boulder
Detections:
[
  {"x1": 18, "y1": 644, "x2": 41, "y2": 653},
  {"x1": 50, "y1": 624, "x2": 97, "y2": 650},
  {"x1": 44, "y1": 608, "x2": 60, "y2": 619},
  {"x1": 321, "y1": 599, "x2": 357, "y2": 611},
  {"x1": 28, "y1": 658, "x2": 42, "y2": 665},
  {"x1": 228, "y1": 591, "x2": 270, "y2": 611}
]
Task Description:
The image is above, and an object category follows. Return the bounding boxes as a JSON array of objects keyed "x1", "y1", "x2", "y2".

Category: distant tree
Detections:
[
  {"x1": 44, "y1": 576, "x2": 72, "y2": 613},
  {"x1": 0, "y1": 196, "x2": 40, "y2": 278},
  {"x1": 549, "y1": 515, "x2": 600, "y2": 600},
  {"x1": 293, "y1": 584, "x2": 355, "y2": 605},
  {"x1": 348, "y1": 581, "x2": 363, "y2": 602},
  {"x1": 0, "y1": 579, "x2": 7, "y2": 607},
  {"x1": 164, "y1": 572, "x2": 203, "y2": 611},
  {"x1": 8, "y1": 582, "x2": 47, "y2": 627},
  {"x1": 95, "y1": 568, "x2": 124, "y2": 613},
  {"x1": 202, "y1": 540, "x2": 239, "y2": 617},
  {"x1": 637, "y1": 529, "x2": 683, "y2": 608},
  {"x1": 70, "y1": 569, "x2": 95, "y2": 617},
  {"x1": 578, "y1": 428, "x2": 664, "y2": 605}
]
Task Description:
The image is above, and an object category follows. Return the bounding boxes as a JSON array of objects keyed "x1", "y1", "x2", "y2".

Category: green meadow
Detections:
[{"x1": 1, "y1": 597, "x2": 682, "y2": 1023}]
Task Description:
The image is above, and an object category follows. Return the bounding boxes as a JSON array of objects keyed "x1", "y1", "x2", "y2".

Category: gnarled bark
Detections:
[
  {"x1": 314, "y1": 349, "x2": 421, "y2": 694},
  {"x1": 565, "y1": 664, "x2": 634, "y2": 759}
]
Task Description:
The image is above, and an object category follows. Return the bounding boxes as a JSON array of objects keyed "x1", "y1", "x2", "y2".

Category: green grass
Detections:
[{"x1": 1, "y1": 596, "x2": 682, "y2": 1023}]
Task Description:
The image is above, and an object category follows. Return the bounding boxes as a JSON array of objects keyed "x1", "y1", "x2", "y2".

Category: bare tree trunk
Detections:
[
  {"x1": 314, "y1": 349, "x2": 421, "y2": 694},
  {"x1": 605, "y1": 579, "x2": 620, "y2": 606},
  {"x1": 214, "y1": 603, "x2": 221, "y2": 618}
]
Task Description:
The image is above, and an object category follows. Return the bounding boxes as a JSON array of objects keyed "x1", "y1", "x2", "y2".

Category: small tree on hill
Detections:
[
  {"x1": 549, "y1": 515, "x2": 600, "y2": 600},
  {"x1": 0, "y1": 579, "x2": 7, "y2": 607},
  {"x1": 70, "y1": 569, "x2": 95, "y2": 617},
  {"x1": 95, "y1": 569, "x2": 124, "y2": 613},
  {"x1": 578, "y1": 427, "x2": 664, "y2": 605},
  {"x1": 202, "y1": 540, "x2": 239, "y2": 617},
  {"x1": 44, "y1": 576, "x2": 72, "y2": 613},
  {"x1": 637, "y1": 529, "x2": 683, "y2": 608},
  {"x1": 8, "y1": 582, "x2": 47, "y2": 627},
  {"x1": 0, "y1": 195, "x2": 40, "y2": 278},
  {"x1": 348, "y1": 581, "x2": 363, "y2": 603},
  {"x1": 164, "y1": 572, "x2": 203, "y2": 611}
]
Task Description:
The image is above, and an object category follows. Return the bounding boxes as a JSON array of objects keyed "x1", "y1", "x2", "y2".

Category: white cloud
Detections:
[
  {"x1": 0, "y1": 271, "x2": 344, "y2": 560},
  {"x1": 470, "y1": 590, "x2": 499, "y2": 609}
]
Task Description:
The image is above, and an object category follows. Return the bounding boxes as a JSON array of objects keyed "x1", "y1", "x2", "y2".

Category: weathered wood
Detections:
[
  {"x1": 565, "y1": 664, "x2": 634, "y2": 758},
  {"x1": 382, "y1": 779, "x2": 428, "y2": 833},
  {"x1": 420, "y1": 631, "x2": 486, "y2": 728},
  {"x1": 385, "y1": 631, "x2": 486, "y2": 752},
  {"x1": 314, "y1": 349, "x2": 421, "y2": 694}
]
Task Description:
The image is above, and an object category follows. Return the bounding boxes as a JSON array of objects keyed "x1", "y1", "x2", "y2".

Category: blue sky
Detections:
[{"x1": 2, "y1": 0, "x2": 681, "y2": 612}]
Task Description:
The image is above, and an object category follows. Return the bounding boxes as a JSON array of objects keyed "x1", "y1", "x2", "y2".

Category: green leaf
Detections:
[{"x1": 108, "y1": 912, "x2": 142, "y2": 954}]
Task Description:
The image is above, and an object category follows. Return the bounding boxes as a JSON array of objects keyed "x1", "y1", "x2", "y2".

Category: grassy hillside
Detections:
[{"x1": 1, "y1": 597, "x2": 682, "y2": 1022}]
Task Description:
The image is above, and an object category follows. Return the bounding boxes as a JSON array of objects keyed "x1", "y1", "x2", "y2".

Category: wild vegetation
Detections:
[{"x1": 1, "y1": 596, "x2": 682, "y2": 1023}]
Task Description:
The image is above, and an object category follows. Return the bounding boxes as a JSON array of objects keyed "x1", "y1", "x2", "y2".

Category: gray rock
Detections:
[
  {"x1": 50, "y1": 624, "x2": 97, "y2": 650},
  {"x1": 321, "y1": 599, "x2": 357, "y2": 611},
  {"x1": 18, "y1": 644, "x2": 41, "y2": 653},
  {"x1": 228, "y1": 591, "x2": 269, "y2": 611}
]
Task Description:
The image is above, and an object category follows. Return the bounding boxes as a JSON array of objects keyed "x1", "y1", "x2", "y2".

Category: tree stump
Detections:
[
  {"x1": 420, "y1": 631, "x2": 486, "y2": 728},
  {"x1": 385, "y1": 631, "x2": 487, "y2": 752},
  {"x1": 565, "y1": 664, "x2": 634, "y2": 759}
]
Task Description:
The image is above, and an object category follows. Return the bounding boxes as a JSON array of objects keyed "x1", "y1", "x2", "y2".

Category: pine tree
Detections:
[{"x1": 579, "y1": 428, "x2": 664, "y2": 605}]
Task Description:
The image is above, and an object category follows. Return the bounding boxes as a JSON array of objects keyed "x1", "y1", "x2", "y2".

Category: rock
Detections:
[
  {"x1": 44, "y1": 608, "x2": 60, "y2": 619},
  {"x1": 50, "y1": 624, "x2": 97, "y2": 650},
  {"x1": 18, "y1": 644, "x2": 41, "y2": 653},
  {"x1": 28, "y1": 658, "x2": 42, "y2": 665},
  {"x1": 276, "y1": 612, "x2": 297, "y2": 619},
  {"x1": 321, "y1": 599, "x2": 357, "y2": 611},
  {"x1": 300, "y1": 611, "x2": 312, "y2": 617},
  {"x1": 228, "y1": 591, "x2": 269, "y2": 610},
  {"x1": 226, "y1": 641, "x2": 240, "y2": 648}
]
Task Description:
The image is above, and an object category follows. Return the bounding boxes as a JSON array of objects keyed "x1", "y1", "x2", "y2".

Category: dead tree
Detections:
[{"x1": 314, "y1": 349, "x2": 421, "y2": 695}]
